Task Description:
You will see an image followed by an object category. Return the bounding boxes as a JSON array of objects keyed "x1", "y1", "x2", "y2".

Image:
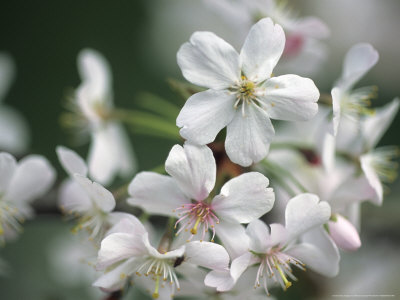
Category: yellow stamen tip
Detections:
[{"x1": 152, "y1": 293, "x2": 159, "y2": 299}]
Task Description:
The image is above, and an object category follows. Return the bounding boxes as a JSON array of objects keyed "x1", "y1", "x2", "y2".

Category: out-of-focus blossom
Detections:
[
  {"x1": 177, "y1": 18, "x2": 319, "y2": 166},
  {"x1": 128, "y1": 143, "x2": 274, "y2": 258},
  {"x1": 0, "y1": 152, "x2": 55, "y2": 243},
  {"x1": 205, "y1": 194, "x2": 339, "y2": 295},
  {"x1": 331, "y1": 43, "x2": 379, "y2": 135},
  {"x1": 0, "y1": 54, "x2": 30, "y2": 155},
  {"x1": 94, "y1": 216, "x2": 230, "y2": 299},
  {"x1": 204, "y1": 0, "x2": 330, "y2": 76},
  {"x1": 64, "y1": 49, "x2": 135, "y2": 185}
]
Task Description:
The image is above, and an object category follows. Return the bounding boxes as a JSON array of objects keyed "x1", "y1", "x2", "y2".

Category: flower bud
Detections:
[{"x1": 328, "y1": 214, "x2": 361, "y2": 251}]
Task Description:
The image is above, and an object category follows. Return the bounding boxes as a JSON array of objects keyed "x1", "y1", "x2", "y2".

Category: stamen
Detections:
[{"x1": 152, "y1": 275, "x2": 160, "y2": 299}]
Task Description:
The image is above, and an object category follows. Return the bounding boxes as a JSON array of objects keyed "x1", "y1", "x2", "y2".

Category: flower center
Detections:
[
  {"x1": 368, "y1": 146, "x2": 399, "y2": 183},
  {"x1": 0, "y1": 200, "x2": 24, "y2": 244},
  {"x1": 252, "y1": 248, "x2": 305, "y2": 295},
  {"x1": 342, "y1": 86, "x2": 377, "y2": 121},
  {"x1": 173, "y1": 201, "x2": 219, "y2": 242}
]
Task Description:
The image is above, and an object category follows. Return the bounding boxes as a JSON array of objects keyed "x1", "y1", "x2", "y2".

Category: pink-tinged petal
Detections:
[
  {"x1": 93, "y1": 257, "x2": 140, "y2": 292},
  {"x1": 185, "y1": 241, "x2": 229, "y2": 270},
  {"x1": 177, "y1": 89, "x2": 236, "y2": 145},
  {"x1": 106, "y1": 215, "x2": 147, "y2": 236},
  {"x1": 213, "y1": 172, "x2": 274, "y2": 223},
  {"x1": 127, "y1": 171, "x2": 187, "y2": 216},
  {"x1": 215, "y1": 221, "x2": 249, "y2": 259},
  {"x1": 5, "y1": 155, "x2": 55, "y2": 204},
  {"x1": 261, "y1": 74, "x2": 319, "y2": 121},
  {"x1": 59, "y1": 179, "x2": 91, "y2": 213},
  {"x1": 56, "y1": 146, "x2": 88, "y2": 177},
  {"x1": 225, "y1": 105, "x2": 274, "y2": 167},
  {"x1": 360, "y1": 154, "x2": 383, "y2": 205},
  {"x1": 73, "y1": 174, "x2": 115, "y2": 212},
  {"x1": 245, "y1": 219, "x2": 270, "y2": 253},
  {"x1": 290, "y1": 17, "x2": 330, "y2": 39},
  {"x1": 240, "y1": 18, "x2": 285, "y2": 82},
  {"x1": 97, "y1": 233, "x2": 147, "y2": 269},
  {"x1": 328, "y1": 215, "x2": 361, "y2": 251},
  {"x1": 285, "y1": 193, "x2": 331, "y2": 240},
  {"x1": 338, "y1": 43, "x2": 379, "y2": 91},
  {"x1": 165, "y1": 143, "x2": 216, "y2": 201},
  {"x1": 77, "y1": 48, "x2": 112, "y2": 105},
  {"x1": 0, "y1": 152, "x2": 16, "y2": 194},
  {"x1": 331, "y1": 87, "x2": 342, "y2": 136},
  {"x1": 287, "y1": 227, "x2": 340, "y2": 277},
  {"x1": 177, "y1": 31, "x2": 240, "y2": 89},
  {"x1": 362, "y1": 98, "x2": 399, "y2": 149}
]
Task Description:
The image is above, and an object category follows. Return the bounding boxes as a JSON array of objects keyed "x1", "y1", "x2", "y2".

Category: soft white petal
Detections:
[
  {"x1": 127, "y1": 171, "x2": 188, "y2": 216},
  {"x1": 0, "y1": 105, "x2": 30, "y2": 155},
  {"x1": 74, "y1": 174, "x2": 115, "y2": 212},
  {"x1": 215, "y1": 221, "x2": 249, "y2": 259},
  {"x1": 361, "y1": 98, "x2": 399, "y2": 149},
  {"x1": 0, "y1": 152, "x2": 16, "y2": 194},
  {"x1": 287, "y1": 227, "x2": 340, "y2": 277},
  {"x1": 77, "y1": 48, "x2": 112, "y2": 103},
  {"x1": 97, "y1": 233, "x2": 146, "y2": 269},
  {"x1": 59, "y1": 179, "x2": 92, "y2": 213},
  {"x1": 177, "y1": 89, "x2": 236, "y2": 145},
  {"x1": 331, "y1": 87, "x2": 342, "y2": 136},
  {"x1": 321, "y1": 132, "x2": 335, "y2": 172},
  {"x1": 240, "y1": 18, "x2": 285, "y2": 82},
  {"x1": 285, "y1": 193, "x2": 331, "y2": 240},
  {"x1": 143, "y1": 233, "x2": 185, "y2": 259},
  {"x1": 360, "y1": 154, "x2": 383, "y2": 205},
  {"x1": 185, "y1": 241, "x2": 229, "y2": 270},
  {"x1": 0, "y1": 53, "x2": 15, "y2": 102},
  {"x1": 204, "y1": 269, "x2": 235, "y2": 292},
  {"x1": 261, "y1": 74, "x2": 319, "y2": 121},
  {"x1": 106, "y1": 215, "x2": 147, "y2": 236},
  {"x1": 4, "y1": 155, "x2": 55, "y2": 204},
  {"x1": 165, "y1": 143, "x2": 216, "y2": 201},
  {"x1": 338, "y1": 43, "x2": 379, "y2": 91},
  {"x1": 177, "y1": 31, "x2": 240, "y2": 89},
  {"x1": 56, "y1": 146, "x2": 88, "y2": 177},
  {"x1": 290, "y1": 16, "x2": 330, "y2": 39},
  {"x1": 245, "y1": 219, "x2": 270, "y2": 253},
  {"x1": 225, "y1": 105, "x2": 274, "y2": 166},
  {"x1": 212, "y1": 172, "x2": 274, "y2": 223},
  {"x1": 93, "y1": 257, "x2": 140, "y2": 291}
]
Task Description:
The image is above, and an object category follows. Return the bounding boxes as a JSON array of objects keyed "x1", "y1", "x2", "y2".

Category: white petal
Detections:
[
  {"x1": 212, "y1": 172, "x2": 274, "y2": 223},
  {"x1": 285, "y1": 193, "x2": 331, "y2": 240},
  {"x1": 261, "y1": 74, "x2": 319, "y2": 121},
  {"x1": 185, "y1": 241, "x2": 230, "y2": 270},
  {"x1": 225, "y1": 105, "x2": 274, "y2": 166},
  {"x1": 360, "y1": 154, "x2": 383, "y2": 205},
  {"x1": 97, "y1": 233, "x2": 146, "y2": 269},
  {"x1": 204, "y1": 269, "x2": 235, "y2": 292},
  {"x1": 93, "y1": 257, "x2": 140, "y2": 291},
  {"x1": 59, "y1": 179, "x2": 92, "y2": 213},
  {"x1": 74, "y1": 174, "x2": 115, "y2": 212},
  {"x1": 0, "y1": 152, "x2": 16, "y2": 194},
  {"x1": 177, "y1": 89, "x2": 236, "y2": 145},
  {"x1": 361, "y1": 98, "x2": 399, "y2": 149},
  {"x1": 5, "y1": 155, "x2": 55, "y2": 204},
  {"x1": 143, "y1": 233, "x2": 185, "y2": 259},
  {"x1": 331, "y1": 87, "x2": 342, "y2": 136},
  {"x1": 56, "y1": 146, "x2": 88, "y2": 177},
  {"x1": 165, "y1": 143, "x2": 216, "y2": 201},
  {"x1": 287, "y1": 227, "x2": 340, "y2": 277},
  {"x1": 77, "y1": 48, "x2": 112, "y2": 103},
  {"x1": 177, "y1": 31, "x2": 240, "y2": 89},
  {"x1": 0, "y1": 105, "x2": 30, "y2": 155},
  {"x1": 291, "y1": 16, "x2": 330, "y2": 39},
  {"x1": 240, "y1": 18, "x2": 285, "y2": 82},
  {"x1": 338, "y1": 43, "x2": 379, "y2": 91},
  {"x1": 0, "y1": 53, "x2": 15, "y2": 102},
  {"x1": 215, "y1": 221, "x2": 249, "y2": 259},
  {"x1": 127, "y1": 171, "x2": 188, "y2": 216},
  {"x1": 106, "y1": 215, "x2": 147, "y2": 236},
  {"x1": 245, "y1": 219, "x2": 270, "y2": 253}
]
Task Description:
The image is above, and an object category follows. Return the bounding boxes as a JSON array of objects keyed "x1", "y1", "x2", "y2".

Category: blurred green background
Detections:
[{"x1": 0, "y1": 0, "x2": 399, "y2": 299}]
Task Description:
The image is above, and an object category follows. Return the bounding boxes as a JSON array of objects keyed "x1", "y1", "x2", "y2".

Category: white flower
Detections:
[
  {"x1": 203, "y1": 0, "x2": 330, "y2": 76},
  {"x1": 205, "y1": 194, "x2": 339, "y2": 295},
  {"x1": 0, "y1": 152, "x2": 55, "y2": 243},
  {"x1": 0, "y1": 53, "x2": 30, "y2": 155},
  {"x1": 128, "y1": 143, "x2": 274, "y2": 258},
  {"x1": 56, "y1": 146, "x2": 129, "y2": 242},
  {"x1": 66, "y1": 49, "x2": 136, "y2": 185},
  {"x1": 331, "y1": 43, "x2": 379, "y2": 136},
  {"x1": 93, "y1": 216, "x2": 230, "y2": 299},
  {"x1": 176, "y1": 18, "x2": 319, "y2": 166}
]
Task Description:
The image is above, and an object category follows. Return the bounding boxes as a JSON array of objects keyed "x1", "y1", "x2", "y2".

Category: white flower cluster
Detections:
[{"x1": 0, "y1": 0, "x2": 398, "y2": 299}]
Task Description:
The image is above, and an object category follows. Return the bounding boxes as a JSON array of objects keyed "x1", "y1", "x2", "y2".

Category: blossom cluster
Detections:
[{"x1": 0, "y1": 0, "x2": 398, "y2": 299}]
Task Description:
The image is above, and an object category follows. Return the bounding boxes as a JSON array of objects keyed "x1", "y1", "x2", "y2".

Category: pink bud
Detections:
[{"x1": 328, "y1": 214, "x2": 361, "y2": 251}]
